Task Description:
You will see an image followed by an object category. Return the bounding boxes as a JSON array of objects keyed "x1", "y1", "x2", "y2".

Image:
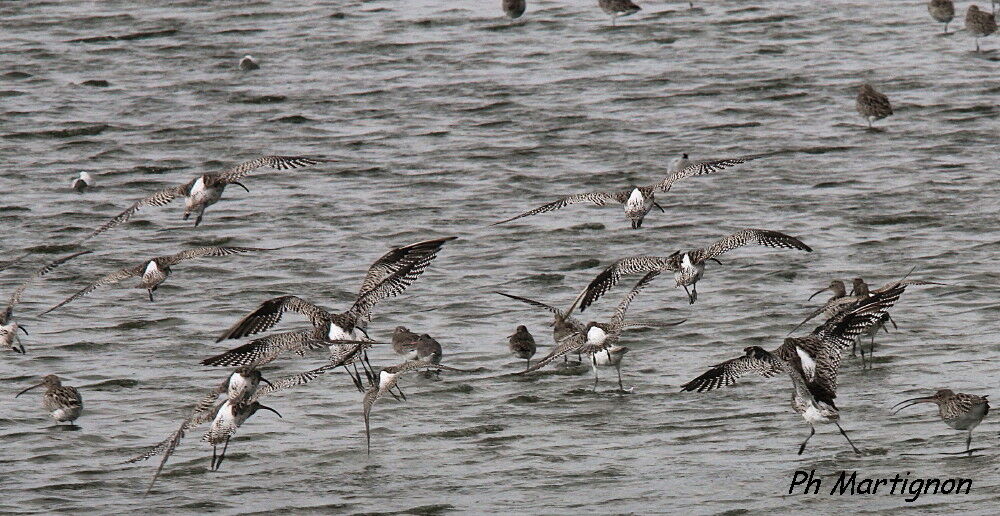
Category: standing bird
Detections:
[
  {"x1": 43, "y1": 247, "x2": 268, "y2": 311},
  {"x1": 71, "y1": 172, "x2": 95, "y2": 192},
  {"x1": 891, "y1": 390, "x2": 990, "y2": 455},
  {"x1": 928, "y1": 0, "x2": 955, "y2": 33},
  {"x1": 502, "y1": 0, "x2": 526, "y2": 20},
  {"x1": 856, "y1": 84, "x2": 893, "y2": 129},
  {"x1": 80, "y1": 155, "x2": 329, "y2": 241},
  {"x1": 239, "y1": 55, "x2": 259, "y2": 71},
  {"x1": 15, "y1": 374, "x2": 83, "y2": 426},
  {"x1": 391, "y1": 326, "x2": 423, "y2": 360},
  {"x1": 575, "y1": 228, "x2": 812, "y2": 308},
  {"x1": 598, "y1": 0, "x2": 641, "y2": 26},
  {"x1": 507, "y1": 325, "x2": 537, "y2": 370},
  {"x1": 681, "y1": 284, "x2": 909, "y2": 455},
  {"x1": 965, "y1": 5, "x2": 997, "y2": 52},
  {"x1": 493, "y1": 155, "x2": 761, "y2": 229},
  {"x1": 2, "y1": 251, "x2": 91, "y2": 353}
]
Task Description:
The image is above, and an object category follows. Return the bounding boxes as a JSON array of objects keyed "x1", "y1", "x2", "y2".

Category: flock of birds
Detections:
[
  {"x1": 3, "y1": 0, "x2": 994, "y2": 498},
  {"x1": 503, "y1": 0, "x2": 998, "y2": 52}
]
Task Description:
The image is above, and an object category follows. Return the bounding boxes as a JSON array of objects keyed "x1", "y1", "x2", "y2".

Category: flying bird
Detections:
[
  {"x1": 574, "y1": 228, "x2": 812, "y2": 308},
  {"x1": 2, "y1": 250, "x2": 91, "y2": 353},
  {"x1": 493, "y1": 155, "x2": 761, "y2": 229}
]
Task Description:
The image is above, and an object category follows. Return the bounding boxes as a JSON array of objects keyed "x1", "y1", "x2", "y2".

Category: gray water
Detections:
[{"x1": 1, "y1": 0, "x2": 998, "y2": 514}]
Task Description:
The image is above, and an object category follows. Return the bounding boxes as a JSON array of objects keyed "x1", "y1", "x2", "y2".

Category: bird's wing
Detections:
[
  {"x1": 571, "y1": 256, "x2": 671, "y2": 314},
  {"x1": 347, "y1": 252, "x2": 442, "y2": 323},
  {"x1": 357, "y1": 237, "x2": 457, "y2": 298},
  {"x1": 201, "y1": 330, "x2": 328, "y2": 367},
  {"x1": 516, "y1": 332, "x2": 586, "y2": 374},
  {"x1": 386, "y1": 359, "x2": 475, "y2": 376},
  {"x1": 680, "y1": 350, "x2": 784, "y2": 392},
  {"x1": 249, "y1": 363, "x2": 334, "y2": 403},
  {"x1": 493, "y1": 292, "x2": 586, "y2": 330},
  {"x1": 4, "y1": 250, "x2": 91, "y2": 321},
  {"x1": 814, "y1": 284, "x2": 907, "y2": 351},
  {"x1": 82, "y1": 184, "x2": 190, "y2": 241},
  {"x1": 162, "y1": 246, "x2": 269, "y2": 265},
  {"x1": 699, "y1": 228, "x2": 812, "y2": 261},
  {"x1": 492, "y1": 191, "x2": 630, "y2": 226},
  {"x1": 0, "y1": 252, "x2": 32, "y2": 272},
  {"x1": 653, "y1": 154, "x2": 762, "y2": 192},
  {"x1": 786, "y1": 296, "x2": 860, "y2": 336},
  {"x1": 41, "y1": 263, "x2": 146, "y2": 315},
  {"x1": 871, "y1": 279, "x2": 943, "y2": 294},
  {"x1": 609, "y1": 270, "x2": 661, "y2": 334},
  {"x1": 215, "y1": 295, "x2": 331, "y2": 341},
  {"x1": 214, "y1": 155, "x2": 331, "y2": 184}
]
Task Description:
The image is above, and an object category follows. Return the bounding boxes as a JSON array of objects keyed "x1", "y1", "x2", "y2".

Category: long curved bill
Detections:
[
  {"x1": 258, "y1": 405, "x2": 283, "y2": 418},
  {"x1": 808, "y1": 286, "x2": 831, "y2": 301},
  {"x1": 890, "y1": 396, "x2": 935, "y2": 415},
  {"x1": 15, "y1": 383, "x2": 44, "y2": 398}
]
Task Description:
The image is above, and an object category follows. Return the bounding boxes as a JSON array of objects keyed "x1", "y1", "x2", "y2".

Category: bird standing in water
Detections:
[
  {"x1": 16, "y1": 374, "x2": 83, "y2": 427},
  {"x1": 892, "y1": 389, "x2": 990, "y2": 455}
]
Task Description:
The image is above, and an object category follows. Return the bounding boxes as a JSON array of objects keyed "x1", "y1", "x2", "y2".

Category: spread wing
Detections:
[
  {"x1": 214, "y1": 155, "x2": 330, "y2": 184},
  {"x1": 162, "y1": 246, "x2": 270, "y2": 266},
  {"x1": 697, "y1": 228, "x2": 812, "y2": 262},
  {"x1": 787, "y1": 295, "x2": 861, "y2": 336},
  {"x1": 493, "y1": 292, "x2": 586, "y2": 332},
  {"x1": 41, "y1": 263, "x2": 146, "y2": 315},
  {"x1": 680, "y1": 351, "x2": 784, "y2": 392},
  {"x1": 516, "y1": 331, "x2": 586, "y2": 374},
  {"x1": 248, "y1": 363, "x2": 335, "y2": 402},
  {"x1": 492, "y1": 191, "x2": 630, "y2": 226},
  {"x1": 653, "y1": 154, "x2": 762, "y2": 192},
  {"x1": 357, "y1": 237, "x2": 457, "y2": 298},
  {"x1": 215, "y1": 295, "x2": 331, "y2": 342},
  {"x1": 347, "y1": 253, "x2": 442, "y2": 323},
  {"x1": 573, "y1": 255, "x2": 673, "y2": 313},
  {"x1": 609, "y1": 270, "x2": 660, "y2": 334},
  {"x1": 201, "y1": 331, "x2": 328, "y2": 367},
  {"x1": 4, "y1": 250, "x2": 91, "y2": 322},
  {"x1": 81, "y1": 184, "x2": 190, "y2": 242},
  {"x1": 870, "y1": 279, "x2": 942, "y2": 294},
  {"x1": 814, "y1": 284, "x2": 906, "y2": 351}
]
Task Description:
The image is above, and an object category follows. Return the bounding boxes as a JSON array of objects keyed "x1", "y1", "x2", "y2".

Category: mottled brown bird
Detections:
[
  {"x1": 856, "y1": 84, "x2": 893, "y2": 128},
  {"x1": 928, "y1": 0, "x2": 955, "y2": 34},
  {"x1": 892, "y1": 389, "x2": 990, "y2": 455},
  {"x1": 965, "y1": 5, "x2": 997, "y2": 52}
]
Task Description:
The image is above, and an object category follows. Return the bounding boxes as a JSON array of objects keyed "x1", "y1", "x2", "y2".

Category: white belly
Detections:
[
  {"x1": 327, "y1": 324, "x2": 358, "y2": 342},
  {"x1": 51, "y1": 405, "x2": 81, "y2": 423}
]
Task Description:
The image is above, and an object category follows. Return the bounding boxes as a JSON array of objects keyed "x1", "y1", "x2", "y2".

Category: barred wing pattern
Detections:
[
  {"x1": 517, "y1": 332, "x2": 587, "y2": 374},
  {"x1": 493, "y1": 291, "x2": 585, "y2": 332},
  {"x1": 3, "y1": 250, "x2": 91, "y2": 322},
  {"x1": 492, "y1": 191, "x2": 629, "y2": 226},
  {"x1": 215, "y1": 155, "x2": 330, "y2": 184},
  {"x1": 608, "y1": 270, "x2": 660, "y2": 334},
  {"x1": 82, "y1": 183, "x2": 190, "y2": 241},
  {"x1": 162, "y1": 246, "x2": 270, "y2": 265},
  {"x1": 348, "y1": 256, "x2": 435, "y2": 322},
  {"x1": 357, "y1": 237, "x2": 456, "y2": 297},
  {"x1": 654, "y1": 154, "x2": 762, "y2": 192},
  {"x1": 680, "y1": 350, "x2": 785, "y2": 392},
  {"x1": 201, "y1": 331, "x2": 327, "y2": 367},
  {"x1": 216, "y1": 295, "x2": 331, "y2": 342},
  {"x1": 249, "y1": 364, "x2": 335, "y2": 403},
  {"x1": 788, "y1": 295, "x2": 863, "y2": 336},
  {"x1": 41, "y1": 264, "x2": 146, "y2": 315},
  {"x1": 575, "y1": 255, "x2": 673, "y2": 312},
  {"x1": 697, "y1": 228, "x2": 812, "y2": 262}
]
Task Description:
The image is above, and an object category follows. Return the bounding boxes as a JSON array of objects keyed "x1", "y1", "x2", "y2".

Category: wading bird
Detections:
[
  {"x1": 16, "y1": 374, "x2": 83, "y2": 426},
  {"x1": 891, "y1": 389, "x2": 990, "y2": 456},
  {"x1": 965, "y1": 5, "x2": 997, "y2": 51},
  {"x1": 928, "y1": 0, "x2": 955, "y2": 33},
  {"x1": 856, "y1": 84, "x2": 893, "y2": 128},
  {"x1": 2, "y1": 251, "x2": 91, "y2": 353},
  {"x1": 507, "y1": 325, "x2": 537, "y2": 371},
  {"x1": 598, "y1": 0, "x2": 640, "y2": 26}
]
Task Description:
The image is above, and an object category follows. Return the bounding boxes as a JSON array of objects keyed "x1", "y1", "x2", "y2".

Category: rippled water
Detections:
[{"x1": 2, "y1": 0, "x2": 998, "y2": 513}]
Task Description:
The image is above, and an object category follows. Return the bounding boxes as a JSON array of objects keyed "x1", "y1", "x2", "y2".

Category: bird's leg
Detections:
[
  {"x1": 966, "y1": 430, "x2": 973, "y2": 456},
  {"x1": 525, "y1": 358, "x2": 530, "y2": 371},
  {"x1": 798, "y1": 426, "x2": 815, "y2": 455},
  {"x1": 394, "y1": 385, "x2": 407, "y2": 401},
  {"x1": 836, "y1": 423, "x2": 861, "y2": 455},
  {"x1": 592, "y1": 354, "x2": 599, "y2": 391},
  {"x1": 616, "y1": 364, "x2": 624, "y2": 392},
  {"x1": 683, "y1": 284, "x2": 694, "y2": 304},
  {"x1": 347, "y1": 363, "x2": 365, "y2": 392},
  {"x1": 943, "y1": 21, "x2": 948, "y2": 34},
  {"x1": 147, "y1": 289, "x2": 154, "y2": 302},
  {"x1": 215, "y1": 438, "x2": 231, "y2": 471},
  {"x1": 211, "y1": 445, "x2": 217, "y2": 470}
]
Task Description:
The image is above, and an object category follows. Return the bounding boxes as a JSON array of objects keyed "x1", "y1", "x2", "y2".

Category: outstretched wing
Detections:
[
  {"x1": 201, "y1": 331, "x2": 328, "y2": 367},
  {"x1": 787, "y1": 295, "x2": 860, "y2": 336},
  {"x1": 249, "y1": 363, "x2": 335, "y2": 402},
  {"x1": 814, "y1": 284, "x2": 907, "y2": 351},
  {"x1": 348, "y1": 251, "x2": 443, "y2": 323},
  {"x1": 871, "y1": 279, "x2": 942, "y2": 294},
  {"x1": 4, "y1": 250, "x2": 91, "y2": 321},
  {"x1": 386, "y1": 359, "x2": 475, "y2": 376},
  {"x1": 215, "y1": 295, "x2": 331, "y2": 342},
  {"x1": 213, "y1": 155, "x2": 330, "y2": 184},
  {"x1": 493, "y1": 291, "x2": 586, "y2": 332},
  {"x1": 81, "y1": 184, "x2": 190, "y2": 242},
  {"x1": 162, "y1": 246, "x2": 269, "y2": 266},
  {"x1": 654, "y1": 154, "x2": 762, "y2": 192},
  {"x1": 516, "y1": 331, "x2": 586, "y2": 374},
  {"x1": 680, "y1": 351, "x2": 784, "y2": 392},
  {"x1": 698, "y1": 228, "x2": 812, "y2": 262},
  {"x1": 358, "y1": 237, "x2": 457, "y2": 297},
  {"x1": 492, "y1": 191, "x2": 630, "y2": 226},
  {"x1": 609, "y1": 270, "x2": 661, "y2": 334},
  {"x1": 41, "y1": 263, "x2": 146, "y2": 315},
  {"x1": 573, "y1": 255, "x2": 673, "y2": 313}
]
